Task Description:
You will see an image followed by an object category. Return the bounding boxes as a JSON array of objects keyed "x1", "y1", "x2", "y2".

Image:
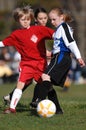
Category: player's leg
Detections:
[
  {"x1": 30, "y1": 59, "x2": 48, "y2": 108},
  {"x1": 48, "y1": 89, "x2": 63, "y2": 114},
  {"x1": 46, "y1": 53, "x2": 71, "y2": 114},
  {"x1": 4, "y1": 81, "x2": 25, "y2": 114},
  {"x1": 30, "y1": 83, "x2": 40, "y2": 102},
  {"x1": 4, "y1": 64, "x2": 33, "y2": 114},
  {"x1": 3, "y1": 61, "x2": 34, "y2": 106},
  {"x1": 29, "y1": 79, "x2": 51, "y2": 108},
  {"x1": 29, "y1": 68, "x2": 63, "y2": 114},
  {"x1": 29, "y1": 80, "x2": 53, "y2": 108},
  {"x1": 30, "y1": 78, "x2": 63, "y2": 114},
  {"x1": 41, "y1": 73, "x2": 63, "y2": 114},
  {"x1": 3, "y1": 82, "x2": 32, "y2": 105},
  {"x1": 29, "y1": 83, "x2": 41, "y2": 108}
]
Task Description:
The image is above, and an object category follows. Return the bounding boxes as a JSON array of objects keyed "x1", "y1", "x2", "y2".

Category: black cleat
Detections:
[
  {"x1": 56, "y1": 109, "x2": 63, "y2": 114},
  {"x1": 30, "y1": 98, "x2": 41, "y2": 109}
]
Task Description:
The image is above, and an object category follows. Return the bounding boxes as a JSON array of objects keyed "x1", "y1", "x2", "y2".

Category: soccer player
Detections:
[
  {"x1": 0, "y1": 6, "x2": 55, "y2": 114},
  {"x1": 3, "y1": 7, "x2": 52, "y2": 106},
  {"x1": 31, "y1": 7, "x2": 85, "y2": 114}
]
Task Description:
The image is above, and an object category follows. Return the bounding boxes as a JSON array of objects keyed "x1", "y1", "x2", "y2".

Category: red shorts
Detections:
[{"x1": 18, "y1": 59, "x2": 47, "y2": 85}]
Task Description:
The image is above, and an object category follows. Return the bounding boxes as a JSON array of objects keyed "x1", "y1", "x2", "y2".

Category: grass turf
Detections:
[{"x1": 0, "y1": 83, "x2": 86, "y2": 130}]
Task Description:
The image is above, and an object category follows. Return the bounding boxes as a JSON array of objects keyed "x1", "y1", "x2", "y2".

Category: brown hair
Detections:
[
  {"x1": 13, "y1": 5, "x2": 34, "y2": 22},
  {"x1": 50, "y1": 7, "x2": 73, "y2": 22}
]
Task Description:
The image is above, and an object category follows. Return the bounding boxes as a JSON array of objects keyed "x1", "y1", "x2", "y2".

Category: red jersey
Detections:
[{"x1": 3, "y1": 25, "x2": 54, "y2": 61}]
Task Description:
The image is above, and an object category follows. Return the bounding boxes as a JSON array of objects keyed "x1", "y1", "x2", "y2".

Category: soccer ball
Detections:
[{"x1": 37, "y1": 99, "x2": 56, "y2": 118}]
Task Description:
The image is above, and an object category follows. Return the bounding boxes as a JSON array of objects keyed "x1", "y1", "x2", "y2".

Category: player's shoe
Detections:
[
  {"x1": 56, "y1": 109, "x2": 63, "y2": 114},
  {"x1": 30, "y1": 98, "x2": 41, "y2": 109},
  {"x1": 3, "y1": 94, "x2": 10, "y2": 106},
  {"x1": 29, "y1": 102, "x2": 37, "y2": 109},
  {"x1": 4, "y1": 108, "x2": 16, "y2": 114}
]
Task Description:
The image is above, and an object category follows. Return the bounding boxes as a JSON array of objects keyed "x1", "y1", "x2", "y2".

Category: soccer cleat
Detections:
[
  {"x1": 29, "y1": 102, "x2": 37, "y2": 109},
  {"x1": 4, "y1": 108, "x2": 16, "y2": 114},
  {"x1": 30, "y1": 98, "x2": 41, "y2": 109},
  {"x1": 56, "y1": 109, "x2": 63, "y2": 114},
  {"x1": 3, "y1": 94, "x2": 10, "y2": 106}
]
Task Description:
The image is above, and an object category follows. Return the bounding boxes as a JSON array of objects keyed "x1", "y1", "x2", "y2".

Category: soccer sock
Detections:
[
  {"x1": 31, "y1": 83, "x2": 40, "y2": 102},
  {"x1": 48, "y1": 89, "x2": 62, "y2": 111},
  {"x1": 9, "y1": 84, "x2": 30, "y2": 100},
  {"x1": 10, "y1": 88, "x2": 22, "y2": 110},
  {"x1": 9, "y1": 89, "x2": 15, "y2": 100},
  {"x1": 38, "y1": 81, "x2": 53, "y2": 100}
]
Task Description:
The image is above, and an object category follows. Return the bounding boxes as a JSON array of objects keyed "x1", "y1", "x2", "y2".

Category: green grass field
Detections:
[{"x1": 0, "y1": 83, "x2": 86, "y2": 130}]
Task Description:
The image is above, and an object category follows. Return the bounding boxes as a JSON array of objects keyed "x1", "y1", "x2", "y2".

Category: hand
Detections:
[
  {"x1": 77, "y1": 58, "x2": 85, "y2": 67},
  {"x1": 41, "y1": 73, "x2": 51, "y2": 81}
]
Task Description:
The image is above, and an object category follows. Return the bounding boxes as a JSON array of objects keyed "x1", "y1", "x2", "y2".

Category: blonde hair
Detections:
[
  {"x1": 50, "y1": 7, "x2": 73, "y2": 22},
  {"x1": 13, "y1": 5, "x2": 34, "y2": 22}
]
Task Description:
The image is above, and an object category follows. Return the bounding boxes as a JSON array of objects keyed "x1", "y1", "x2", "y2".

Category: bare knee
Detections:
[{"x1": 17, "y1": 81, "x2": 25, "y2": 89}]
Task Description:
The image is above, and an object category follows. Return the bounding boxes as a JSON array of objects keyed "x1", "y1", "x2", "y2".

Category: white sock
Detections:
[{"x1": 10, "y1": 88, "x2": 22, "y2": 109}]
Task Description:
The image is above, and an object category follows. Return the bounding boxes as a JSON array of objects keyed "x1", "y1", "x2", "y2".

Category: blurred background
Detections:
[{"x1": 0, "y1": 0, "x2": 86, "y2": 86}]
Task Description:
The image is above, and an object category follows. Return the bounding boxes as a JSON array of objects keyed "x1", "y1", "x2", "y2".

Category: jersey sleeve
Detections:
[
  {"x1": 61, "y1": 23, "x2": 81, "y2": 59},
  {"x1": 68, "y1": 42, "x2": 81, "y2": 59},
  {"x1": 61, "y1": 23, "x2": 74, "y2": 47},
  {"x1": 2, "y1": 31, "x2": 17, "y2": 46}
]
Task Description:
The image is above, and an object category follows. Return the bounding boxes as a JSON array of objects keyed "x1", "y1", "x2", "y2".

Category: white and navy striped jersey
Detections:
[{"x1": 53, "y1": 22, "x2": 81, "y2": 59}]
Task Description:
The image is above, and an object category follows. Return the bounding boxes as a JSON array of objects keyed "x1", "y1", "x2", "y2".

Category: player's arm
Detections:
[
  {"x1": 0, "y1": 30, "x2": 18, "y2": 47},
  {"x1": 61, "y1": 24, "x2": 81, "y2": 59},
  {"x1": 62, "y1": 24, "x2": 85, "y2": 66},
  {"x1": 68, "y1": 42, "x2": 85, "y2": 67},
  {"x1": 68, "y1": 41, "x2": 81, "y2": 59}
]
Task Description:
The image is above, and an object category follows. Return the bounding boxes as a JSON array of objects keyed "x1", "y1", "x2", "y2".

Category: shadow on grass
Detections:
[
  {"x1": 28, "y1": 109, "x2": 39, "y2": 117},
  {"x1": 17, "y1": 103, "x2": 39, "y2": 117},
  {"x1": 17, "y1": 103, "x2": 29, "y2": 112}
]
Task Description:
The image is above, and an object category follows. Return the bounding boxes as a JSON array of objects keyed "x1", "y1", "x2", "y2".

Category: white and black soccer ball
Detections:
[{"x1": 37, "y1": 99, "x2": 56, "y2": 118}]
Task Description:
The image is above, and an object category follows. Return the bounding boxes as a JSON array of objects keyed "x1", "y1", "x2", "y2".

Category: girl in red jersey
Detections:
[
  {"x1": 3, "y1": 6, "x2": 34, "y2": 105},
  {"x1": 3, "y1": 7, "x2": 52, "y2": 106},
  {"x1": 0, "y1": 6, "x2": 54, "y2": 114}
]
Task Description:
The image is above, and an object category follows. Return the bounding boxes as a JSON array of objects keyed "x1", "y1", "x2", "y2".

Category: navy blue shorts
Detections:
[{"x1": 45, "y1": 52, "x2": 71, "y2": 87}]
